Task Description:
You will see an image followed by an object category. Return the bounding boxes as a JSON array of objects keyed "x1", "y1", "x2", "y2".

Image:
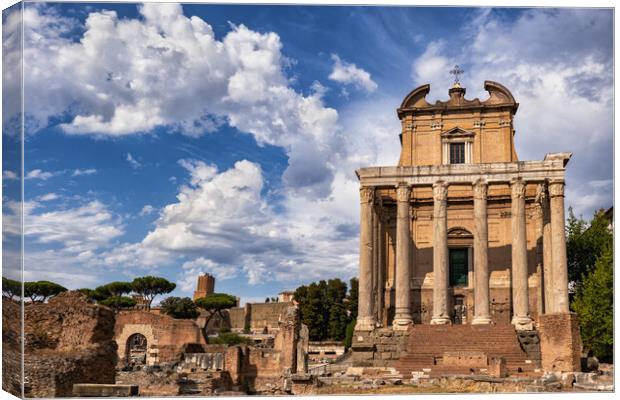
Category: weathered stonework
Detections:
[
  {"x1": 115, "y1": 309, "x2": 207, "y2": 367},
  {"x1": 22, "y1": 292, "x2": 118, "y2": 398},
  {"x1": 351, "y1": 328, "x2": 407, "y2": 368},
  {"x1": 538, "y1": 313, "x2": 582, "y2": 373}
]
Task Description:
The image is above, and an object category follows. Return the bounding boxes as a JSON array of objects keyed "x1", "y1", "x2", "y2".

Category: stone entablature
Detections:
[{"x1": 357, "y1": 156, "x2": 570, "y2": 187}]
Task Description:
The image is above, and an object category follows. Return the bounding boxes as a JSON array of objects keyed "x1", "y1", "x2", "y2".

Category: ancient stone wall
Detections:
[
  {"x1": 228, "y1": 307, "x2": 246, "y2": 330},
  {"x1": 539, "y1": 313, "x2": 582, "y2": 373},
  {"x1": 22, "y1": 292, "x2": 117, "y2": 398},
  {"x1": 2, "y1": 298, "x2": 22, "y2": 397},
  {"x1": 351, "y1": 328, "x2": 407, "y2": 368},
  {"x1": 250, "y1": 302, "x2": 292, "y2": 332},
  {"x1": 226, "y1": 301, "x2": 293, "y2": 333},
  {"x1": 115, "y1": 310, "x2": 207, "y2": 366}
]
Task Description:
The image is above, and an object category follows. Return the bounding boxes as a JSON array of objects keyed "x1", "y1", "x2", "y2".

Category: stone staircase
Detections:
[{"x1": 394, "y1": 324, "x2": 538, "y2": 378}]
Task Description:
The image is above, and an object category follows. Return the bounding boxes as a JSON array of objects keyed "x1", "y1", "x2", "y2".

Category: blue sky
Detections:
[{"x1": 2, "y1": 3, "x2": 613, "y2": 304}]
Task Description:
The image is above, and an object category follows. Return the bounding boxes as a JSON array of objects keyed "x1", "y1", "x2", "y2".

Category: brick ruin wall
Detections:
[
  {"x1": 176, "y1": 305, "x2": 305, "y2": 395},
  {"x1": 538, "y1": 312, "x2": 582, "y2": 373},
  {"x1": 21, "y1": 292, "x2": 118, "y2": 398},
  {"x1": 115, "y1": 310, "x2": 207, "y2": 366}
]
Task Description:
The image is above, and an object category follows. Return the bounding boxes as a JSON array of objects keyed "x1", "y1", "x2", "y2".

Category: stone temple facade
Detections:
[{"x1": 353, "y1": 81, "x2": 582, "y2": 374}]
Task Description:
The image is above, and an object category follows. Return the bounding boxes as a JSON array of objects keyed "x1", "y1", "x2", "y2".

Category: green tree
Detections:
[
  {"x1": 2, "y1": 277, "x2": 21, "y2": 299},
  {"x1": 326, "y1": 279, "x2": 348, "y2": 340},
  {"x1": 131, "y1": 276, "x2": 176, "y2": 309},
  {"x1": 571, "y1": 244, "x2": 613, "y2": 362},
  {"x1": 76, "y1": 288, "x2": 97, "y2": 302},
  {"x1": 210, "y1": 331, "x2": 253, "y2": 346},
  {"x1": 567, "y1": 208, "x2": 612, "y2": 285},
  {"x1": 194, "y1": 293, "x2": 237, "y2": 329},
  {"x1": 24, "y1": 281, "x2": 67, "y2": 302},
  {"x1": 295, "y1": 282, "x2": 327, "y2": 341},
  {"x1": 98, "y1": 281, "x2": 133, "y2": 297},
  {"x1": 295, "y1": 278, "x2": 350, "y2": 341},
  {"x1": 160, "y1": 296, "x2": 199, "y2": 319},
  {"x1": 100, "y1": 295, "x2": 137, "y2": 311},
  {"x1": 346, "y1": 277, "x2": 358, "y2": 320}
]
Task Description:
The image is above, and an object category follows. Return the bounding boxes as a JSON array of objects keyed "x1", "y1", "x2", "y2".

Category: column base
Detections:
[
  {"x1": 471, "y1": 316, "x2": 492, "y2": 325},
  {"x1": 511, "y1": 315, "x2": 534, "y2": 331},
  {"x1": 392, "y1": 316, "x2": 413, "y2": 330},
  {"x1": 430, "y1": 316, "x2": 452, "y2": 325},
  {"x1": 355, "y1": 316, "x2": 377, "y2": 331}
]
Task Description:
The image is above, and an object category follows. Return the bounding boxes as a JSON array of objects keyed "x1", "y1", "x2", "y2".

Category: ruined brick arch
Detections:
[{"x1": 115, "y1": 324, "x2": 157, "y2": 366}]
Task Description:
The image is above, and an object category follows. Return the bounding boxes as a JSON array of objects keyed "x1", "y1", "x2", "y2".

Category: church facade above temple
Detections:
[{"x1": 397, "y1": 81, "x2": 518, "y2": 166}]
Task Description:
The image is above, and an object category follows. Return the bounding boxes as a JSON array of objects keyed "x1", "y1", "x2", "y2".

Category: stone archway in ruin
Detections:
[
  {"x1": 126, "y1": 333, "x2": 148, "y2": 367},
  {"x1": 116, "y1": 324, "x2": 157, "y2": 367}
]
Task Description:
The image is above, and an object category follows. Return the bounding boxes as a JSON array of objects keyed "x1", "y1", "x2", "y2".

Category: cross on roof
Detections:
[{"x1": 449, "y1": 65, "x2": 464, "y2": 86}]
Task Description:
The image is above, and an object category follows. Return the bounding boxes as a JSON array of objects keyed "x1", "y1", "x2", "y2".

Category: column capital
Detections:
[
  {"x1": 360, "y1": 186, "x2": 375, "y2": 204},
  {"x1": 548, "y1": 180, "x2": 565, "y2": 198},
  {"x1": 473, "y1": 179, "x2": 488, "y2": 200},
  {"x1": 432, "y1": 180, "x2": 448, "y2": 201},
  {"x1": 510, "y1": 178, "x2": 526, "y2": 199},
  {"x1": 396, "y1": 182, "x2": 411, "y2": 202},
  {"x1": 535, "y1": 181, "x2": 548, "y2": 204}
]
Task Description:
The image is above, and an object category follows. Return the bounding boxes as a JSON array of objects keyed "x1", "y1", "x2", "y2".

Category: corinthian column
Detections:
[
  {"x1": 393, "y1": 182, "x2": 413, "y2": 329},
  {"x1": 355, "y1": 186, "x2": 376, "y2": 331},
  {"x1": 431, "y1": 181, "x2": 451, "y2": 325},
  {"x1": 549, "y1": 180, "x2": 569, "y2": 313},
  {"x1": 510, "y1": 179, "x2": 533, "y2": 330},
  {"x1": 472, "y1": 179, "x2": 491, "y2": 324}
]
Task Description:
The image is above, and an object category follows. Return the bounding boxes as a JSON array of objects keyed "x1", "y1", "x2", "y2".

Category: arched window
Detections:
[{"x1": 126, "y1": 333, "x2": 148, "y2": 366}]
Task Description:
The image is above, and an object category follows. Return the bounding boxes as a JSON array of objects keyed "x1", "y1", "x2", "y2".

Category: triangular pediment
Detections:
[{"x1": 441, "y1": 126, "x2": 475, "y2": 138}]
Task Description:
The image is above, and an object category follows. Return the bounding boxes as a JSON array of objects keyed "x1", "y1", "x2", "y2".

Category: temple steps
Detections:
[{"x1": 394, "y1": 324, "x2": 537, "y2": 377}]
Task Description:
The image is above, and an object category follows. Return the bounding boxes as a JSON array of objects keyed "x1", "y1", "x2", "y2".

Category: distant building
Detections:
[
  {"x1": 193, "y1": 273, "x2": 215, "y2": 301},
  {"x1": 278, "y1": 290, "x2": 295, "y2": 303}
]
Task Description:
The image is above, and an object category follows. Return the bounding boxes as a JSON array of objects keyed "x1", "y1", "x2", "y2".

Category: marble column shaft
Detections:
[
  {"x1": 549, "y1": 180, "x2": 570, "y2": 313},
  {"x1": 472, "y1": 180, "x2": 491, "y2": 324},
  {"x1": 540, "y1": 183, "x2": 554, "y2": 314},
  {"x1": 431, "y1": 181, "x2": 451, "y2": 325},
  {"x1": 510, "y1": 179, "x2": 533, "y2": 330},
  {"x1": 355, "y1": 186, "x2": 376, "y2": 331},
  {"x1": 393, "y1": 183, "x2": 413, "y2": 329}
]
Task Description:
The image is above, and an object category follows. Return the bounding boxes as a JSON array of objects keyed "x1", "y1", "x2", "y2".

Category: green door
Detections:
[{"x1": 449, "y1": 248, "x2": 468, "y2": 287}]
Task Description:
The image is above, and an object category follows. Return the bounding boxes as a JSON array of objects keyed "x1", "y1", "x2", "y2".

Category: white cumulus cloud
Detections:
[
  {"x1": 18, "y1": 3, "x2": 341, "y2": 198},
  {"x1": 329, "y1": 54, "x2": 378, "y2": 92}
]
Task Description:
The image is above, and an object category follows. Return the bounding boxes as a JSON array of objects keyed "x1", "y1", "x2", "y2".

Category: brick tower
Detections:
[{"x1": 193, "y1": 273, "x2": 215, "y2": 301}]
